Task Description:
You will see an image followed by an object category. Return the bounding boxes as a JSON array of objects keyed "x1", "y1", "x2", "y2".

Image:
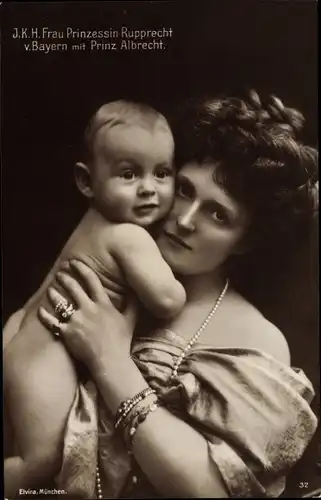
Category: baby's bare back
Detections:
[
  {"x1": 4, "y1": 208, "x2": 128, "y2": 463},
  {"x1": 20, "y1": 208, "x2": 128, "y2": 343}
]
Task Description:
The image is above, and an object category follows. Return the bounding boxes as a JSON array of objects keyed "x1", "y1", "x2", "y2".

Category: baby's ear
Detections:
[{"x1": 74, "y1": 162, "x2": 94, "y2": 198}]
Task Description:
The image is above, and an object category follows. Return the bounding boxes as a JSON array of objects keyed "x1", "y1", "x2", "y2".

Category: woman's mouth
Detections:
[{"x1": 163, "y1": 231, "x2": 192, "y2": 250}]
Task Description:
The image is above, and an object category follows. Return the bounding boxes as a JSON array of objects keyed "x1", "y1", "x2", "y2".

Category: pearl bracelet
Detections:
[
  {"x1": 115, "y1": 387, "x2": 156, "y2": 429},
  {"x1": 125, "y1": 400, "x2": 161, "y2": 454}
]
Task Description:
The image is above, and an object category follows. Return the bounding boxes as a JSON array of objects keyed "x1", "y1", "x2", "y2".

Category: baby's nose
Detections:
[{"x1": 137, "y1": 177, "x2": 156, "y2": 195}]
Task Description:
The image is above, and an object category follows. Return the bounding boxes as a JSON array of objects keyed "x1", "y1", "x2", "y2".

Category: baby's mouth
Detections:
[{"x1": 134, "y1": 204, "x2": 159, "y2": 214}]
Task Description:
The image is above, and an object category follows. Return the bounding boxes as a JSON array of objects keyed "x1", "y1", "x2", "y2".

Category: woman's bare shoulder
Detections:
[{"x1": 207, "y1": 289, "x2": 291, "y2": 365}]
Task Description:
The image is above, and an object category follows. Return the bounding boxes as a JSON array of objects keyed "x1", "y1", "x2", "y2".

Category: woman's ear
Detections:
[{"x1": 74, "y1": 162, "x2": 94, "y2": 199}]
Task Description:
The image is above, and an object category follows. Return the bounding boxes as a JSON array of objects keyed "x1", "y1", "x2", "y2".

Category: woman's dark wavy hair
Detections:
[
  {"x1": 170, "y1": 89, "x2": 318, "y2": 301},
  {"x1": 171, "y1": 89, "x2": 318, "y2": 253}
]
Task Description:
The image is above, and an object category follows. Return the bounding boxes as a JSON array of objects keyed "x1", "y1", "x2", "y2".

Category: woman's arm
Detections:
[
  {"x1": 3, "y1": 308, "x2": 25, "y2": 348},
  {"x1": 38, "y1": 260, "x2": 228, "y2": 498},
  {"x1": 93, "y1": 356, "x2": 228, "y2": 498},
  {"x1": 4, "y1": 317, "x2": 79, "y2": 498},
  {"x1": 3, "y1": 309, "x2": 26, "y2": 458}
]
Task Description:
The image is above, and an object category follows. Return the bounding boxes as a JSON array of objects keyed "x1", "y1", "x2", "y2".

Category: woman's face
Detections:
[{"x1": 156, "y1": 162, "x2": 251, "y2": 276}]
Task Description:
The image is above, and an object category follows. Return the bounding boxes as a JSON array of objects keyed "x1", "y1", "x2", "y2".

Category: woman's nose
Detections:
[
  {"x1": 137, "y1": 177, "x2": 156, "y2": 196},
  {"x1": 176, "y1": 202, "x2": 199, "y2": 232}
]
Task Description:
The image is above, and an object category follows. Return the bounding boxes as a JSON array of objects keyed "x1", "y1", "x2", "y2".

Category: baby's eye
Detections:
[
  {"x1": 155, "y1": 168, "x2": 172, "y2": 179},
  {"x1": 120, "y1": 169, "x2": 136, "y2": 180}
]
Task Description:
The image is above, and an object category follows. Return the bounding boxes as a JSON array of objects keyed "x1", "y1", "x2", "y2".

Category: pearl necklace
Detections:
[
  {"x1": 95, "y1": 278, "x2": 229, "y2": 498},
  {"x1": 170, "y1": 278, "x2": 229, "y2": 379},
  {"x1": 95, "y1": 464, "x2": 103, "y2": 499}
]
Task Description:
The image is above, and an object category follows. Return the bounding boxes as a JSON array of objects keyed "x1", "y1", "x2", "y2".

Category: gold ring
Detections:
[
  {"x1": 51, "y1": 323, "x2": 61, "y2": 337},
  {"x1": 55, "y1": 299, "x2": 76, "y2": 322},
  {"x1": 60, "y1": 304, "x2": 76, "y2": 322}
]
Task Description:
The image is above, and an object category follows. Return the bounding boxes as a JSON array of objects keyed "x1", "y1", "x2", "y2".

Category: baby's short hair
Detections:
[{"x1": 83, "y1": 100, "x2": 171, "y2": 164}]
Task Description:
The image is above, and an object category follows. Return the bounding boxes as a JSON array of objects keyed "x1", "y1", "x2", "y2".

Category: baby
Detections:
[{"x1": 4, "y1": 100, "x2": 186, "y2": 496}]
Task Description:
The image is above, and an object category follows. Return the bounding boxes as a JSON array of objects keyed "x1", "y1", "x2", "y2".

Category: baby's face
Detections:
[{"x1": 90, "y1": 122, "x2": 175, "y2": 227}]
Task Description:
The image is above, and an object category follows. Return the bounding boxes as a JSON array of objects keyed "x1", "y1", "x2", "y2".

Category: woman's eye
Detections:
[
  {"x1": 155, "y1": 169, "x2": 172, "y2": 179},
  {"x1": 210, "y1": 210, "x2": 229, "y2": 224},
  {"x1": 176, "y1": 182, "x2": 192, "y2": 199},
  {"x1": 120, "y1": 169, "x2": 136, "y2": 180}
]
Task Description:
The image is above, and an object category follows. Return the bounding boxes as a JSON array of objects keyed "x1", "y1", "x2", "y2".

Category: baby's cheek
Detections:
[
  {"x1": 108, "y1": 188, "x2": 134, "y2": 210},
  {"x1": 159, "y1": 198, "x2": 174, "y2": 219},
  {"x1": 160, "y1": 183, "x2": 175, "y2": 206}
]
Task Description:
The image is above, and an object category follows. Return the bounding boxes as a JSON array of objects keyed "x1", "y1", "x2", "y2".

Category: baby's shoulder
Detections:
[
  {"x1": 109, "y1": 223, "x2": 155, "y2": 251},
  {"x1": 110, "y1": 222, "x2": 151, "y2": 238},
  {"x1": 79, "y1": 210, "x2": 154, "y2": 249}
]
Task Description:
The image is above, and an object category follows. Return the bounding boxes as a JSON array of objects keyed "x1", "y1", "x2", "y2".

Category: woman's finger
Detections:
[
  {"x1": 55, "y1": 271, "x2": 92, "y2": 308},
  {"x1": 59, "y1": 261, "x2": 72, "y2": 272},
  {"x1": 69, "y1": 260, "x2": 107, "y2": 303},
  {"x1": 38, "y1": 306, "x2": 68, "y2": 338},
  {"x1": 47, "y1": 286, "x2": 74, "y2": 314}
]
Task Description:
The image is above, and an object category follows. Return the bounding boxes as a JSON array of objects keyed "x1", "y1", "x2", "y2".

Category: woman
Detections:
[{"x1": 6, "y1": 90, "x2": 319, "y2": 498}]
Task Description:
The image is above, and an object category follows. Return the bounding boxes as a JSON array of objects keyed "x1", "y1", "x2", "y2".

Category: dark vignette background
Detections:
[{"x1": 1, "y1": 1, "x2": 319, "y2": 496}]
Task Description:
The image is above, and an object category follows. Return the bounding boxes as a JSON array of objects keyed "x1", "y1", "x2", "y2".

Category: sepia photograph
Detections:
[{"x1": 2, "y1": 1, "x2": 319, "y2": 498}]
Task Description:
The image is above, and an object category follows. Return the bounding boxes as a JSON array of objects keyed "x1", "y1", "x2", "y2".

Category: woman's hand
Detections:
[{"x1": 38, "y1": 260, "x2": 137, "y2": 373}]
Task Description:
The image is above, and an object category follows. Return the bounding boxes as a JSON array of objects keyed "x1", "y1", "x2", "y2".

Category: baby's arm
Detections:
[
  {"x1": 4, "y1": 323, "x2": 78, "y2": 497},
  {"x1": 110, "y1": 224, "x2": 186, "y2": 318}
]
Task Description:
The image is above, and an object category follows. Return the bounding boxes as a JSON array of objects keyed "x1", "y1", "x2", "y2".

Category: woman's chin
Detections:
[{"x1": 157, "y1": 240, "x2": 188, "y2": 274}]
